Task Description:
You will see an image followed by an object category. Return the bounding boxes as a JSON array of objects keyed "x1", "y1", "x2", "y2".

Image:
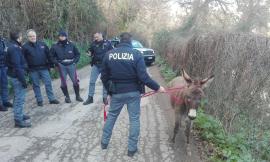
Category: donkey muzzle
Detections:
[{"x1": 188, "y1": 109, "x2": 197, "y2": 120}]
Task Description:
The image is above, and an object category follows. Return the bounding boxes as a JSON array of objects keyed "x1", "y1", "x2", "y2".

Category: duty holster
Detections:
[
  {"x1": 107, "y1": 80, "x2": 117, "y2": 95},
  {"x1": 90, "y1": 56, "x2": 102, "y2": 67},
  {"x1": 138, "y1": 81, "x2": 145, "y2": 94},
  {"x1": 106, "y1": 80, "x2": 145, "y2": 95}
]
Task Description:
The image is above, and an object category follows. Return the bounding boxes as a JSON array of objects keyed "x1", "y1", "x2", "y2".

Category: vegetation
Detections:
[
  {"x1": 153, "y1": 1, "x2": 270, "y2": 161},
  {"x1": 195, "y1": 107, "x2": 270, "y2": 162},
  {"x1": 157, "y1": 54, "x2": 270, "y2": 162},
  {"x1": 156, "y1": 55, "x2": 177, "y2": 82},
  {"x1": 0, "y1": 0, "x2": 105, "y2": 42}
]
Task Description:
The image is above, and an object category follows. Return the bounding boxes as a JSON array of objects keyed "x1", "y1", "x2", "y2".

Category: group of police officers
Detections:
[{"x1": 0, "y1": 30, "x2": 165, "y2": 157}]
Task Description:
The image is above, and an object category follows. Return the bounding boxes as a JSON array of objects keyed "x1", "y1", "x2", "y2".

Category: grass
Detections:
[{"x1": 155, "y1": 55, "x2": 177, "y2": 82}]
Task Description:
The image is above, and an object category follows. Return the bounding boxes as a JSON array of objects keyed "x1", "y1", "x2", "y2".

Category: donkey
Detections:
[{"x1": 168, "y1": 69, "x2": 214, "y2": 155}]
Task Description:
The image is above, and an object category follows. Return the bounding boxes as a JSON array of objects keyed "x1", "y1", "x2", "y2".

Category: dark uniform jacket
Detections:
[
  {"x1": 0, "y1": 38, "x2": 6, "y2": 67},
  {"x1": 101, "y1": 42, "x2": 160, "y2": 94},
  {"x1": 89, "y1": 40, "x2": 113, "y2": 66},
  {"x1": 22, "y1": 41, "x2": 53, "y2": 71},
  {"x1": 6, "y1": 40, "x2": 27, "y2": 85},
  {"x1": 50, "y1": 40, "x2": 80, "y2": 66}
]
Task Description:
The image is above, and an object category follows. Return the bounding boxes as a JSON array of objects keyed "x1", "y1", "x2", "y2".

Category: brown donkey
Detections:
[{"x1": 168, "y1": 69, "x2": 214, "y2": 155}]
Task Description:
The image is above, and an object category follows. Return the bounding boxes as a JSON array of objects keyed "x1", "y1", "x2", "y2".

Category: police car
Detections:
[{"x1": 109, "y1": 38, "x2": 155, "y2": 66}]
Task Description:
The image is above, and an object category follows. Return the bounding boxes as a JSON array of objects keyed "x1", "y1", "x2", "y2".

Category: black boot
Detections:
[
  {"x1": 49, "y1": 100, "x2": 60, "y2": 104},
  {"x1": 127, "y1": 149, "x2": 138, "y2": 157},
  {"x1": 0, "y1": 104, "x2": 7, "y2": 111},
  {"x1": 83, "y1": 96, "x2": 93, "y2": 105},
  {"x1": 73, "y1": 85, "x2": 83, "y2": 102},
  {"x1": 37, "y1": 101, "x2": 43, "y2": 107},
  {"x1": 101, "y1": 142, "x2": 108, "y2": 150},
  {"x1": 14, "y1": 120, "x2": 31, "y2": 128},
  {"x1": 61, "y1": 86, "x2": 71, "y2": 103},
  {"x1": 23, "y1": 115, "x2": 30, "y2": 120},
  {"x1": 3, "y1": 101, "x2": 13, "y2": 108}
]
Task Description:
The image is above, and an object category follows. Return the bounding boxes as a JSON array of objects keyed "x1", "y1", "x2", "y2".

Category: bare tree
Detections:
[
  {"x1": 0, "y1": 0, "x2": 105, "y2": 42},
  {"x1": 175, "y1": 0, "x2": 232, "y2": 32},
  {"x1": 235, "y1": 0, "x2": 270, "y2": 34}
]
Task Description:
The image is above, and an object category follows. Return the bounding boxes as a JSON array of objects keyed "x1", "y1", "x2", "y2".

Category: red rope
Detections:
[
  {"x1": 103, "y1": 104, "x2": 107, "y2": 122},
  {"x1": 103, "y1": 86, "x2": 186, "y2": 122},
  {"x1": 141, "y1": 86, "x2": 186, "y2": 98}
]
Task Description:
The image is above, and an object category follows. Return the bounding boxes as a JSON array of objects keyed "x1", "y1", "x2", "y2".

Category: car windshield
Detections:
[{"x1": 132, "y1": 40, "x2": 143, "y2": 48}]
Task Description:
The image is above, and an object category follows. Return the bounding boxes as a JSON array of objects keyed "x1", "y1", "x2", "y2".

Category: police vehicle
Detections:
[{"x1": 109, "y1": 38, "x2": 155, "y2": 66}]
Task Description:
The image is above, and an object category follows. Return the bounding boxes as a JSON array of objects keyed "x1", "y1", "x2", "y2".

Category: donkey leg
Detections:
[
  {"x1": 185, "y1": 119, "x2": 191, "y2": 144},
  {"x1": 171, "y1": 121, "x2": 179, "y2": 143},
  {"x1": 171, "y1": 107, "x2": 181, "y2": 143},
  {"x1": 185, "y1": 119, "x2": 193, "y2": 156}
]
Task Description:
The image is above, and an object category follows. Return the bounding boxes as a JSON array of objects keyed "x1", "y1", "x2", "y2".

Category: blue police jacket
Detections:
[
  {"x1": 6, "y1": 40, "x2": 27, "y2": 85},
  {"x1": 0, "y1": 38, "x2": 6, "y2": 67},
  {"x1": 50, "y1": 40, "x2": 80, "y2": 66},
  {"x1": 22, "y1": 41, "x2": 52, "y2": 70},
  {"x1": 89, "y1": 40, "x2": 113, "y2": 65},
  {"x1": 101, "y1": 42, "x2": 160, "y2": 94}
]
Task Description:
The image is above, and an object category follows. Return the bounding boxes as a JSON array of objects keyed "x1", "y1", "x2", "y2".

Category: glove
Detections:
[
  {"x1": 90, "y1": 56, "x2": 96, "y2": 67},
  {"x1": 25, "y1": 68, "x2": 30, "y2": 74},
  {"x1": 107, "y1": 80, "x2": 116, "y2": 95},
  {"x1": 22, "y1": 82, "x2": 27, "y2": 89},
  {"x1": 49, "y1": 63, "x2": 55, "y2": 68},
  {"x1": 47, "y1": 67, "x2": 51, "y2": 73}
]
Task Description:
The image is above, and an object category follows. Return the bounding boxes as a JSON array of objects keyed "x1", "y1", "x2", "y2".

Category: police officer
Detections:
[
  {"x1": 0, "y1": 36, "x2": 13, "y2": 111},
  {"x1": 50, "y1": 31, "x2": 83, "y2": 103},
  {"x1": 23, "y1": 29, "x2": 59, "y2": 107},
  {"x1": 6, "y1": 30, "x2": 31, "y2": 128},
  {"x1": 100, "y1": 32, "x2": 165, "y2": 157},
  {"x1": 83, "y1": 32, "x2": 113, "y2": 105}
]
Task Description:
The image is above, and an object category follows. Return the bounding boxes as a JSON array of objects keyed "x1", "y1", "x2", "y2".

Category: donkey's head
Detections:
[{"x1": 181, "y1": 69, "x2": 214, "y2": 120}]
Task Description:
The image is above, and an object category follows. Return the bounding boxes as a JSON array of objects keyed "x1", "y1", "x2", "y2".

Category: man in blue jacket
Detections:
[
  {"x1": 83, "y1": 32, "x2": 113, "y2": 105},
  {"x1": 6, "y1": 30, "x2": 31, "y2": 128},
  {"x1": 100, "y1": 32, "x2": 165, "y2": 157},
  {"x1": 50, "y1": 31, "x2": 83, "y2": 103},
  {"x1": 0, "y1": 37, "x2": 13, "y2": 111},
  {"x1": 23, "y1": 29, "x2": 59, "y2": 107}
]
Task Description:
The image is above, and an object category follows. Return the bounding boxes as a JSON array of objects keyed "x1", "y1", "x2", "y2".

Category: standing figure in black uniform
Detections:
[
  {"x1": 50, "y1": 31, "x2": 83, "y2": 103},
  {"x1": 6, "y1": 30, "x2": 31, "y2": 128},
  {"x1": 23, "y1": 29, "x2": 59, "y2": 106},
  {"x1": 0, "y1": 36, "x2": 13, "y2": 111},
  {"x1": 83, "y1": 32, "x2": 113, "y2": 105},
  {"x1": 100, "y1": 32, "x2": 165, "y2": 157}
]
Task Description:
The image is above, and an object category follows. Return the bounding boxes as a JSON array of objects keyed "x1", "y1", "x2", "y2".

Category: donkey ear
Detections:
[
  {"x1": 182, "y1": 69, "x2": 192, "y2": 84},
  {"x1": 201, "y1": 75, "x2": 214, "y2": 89}
]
